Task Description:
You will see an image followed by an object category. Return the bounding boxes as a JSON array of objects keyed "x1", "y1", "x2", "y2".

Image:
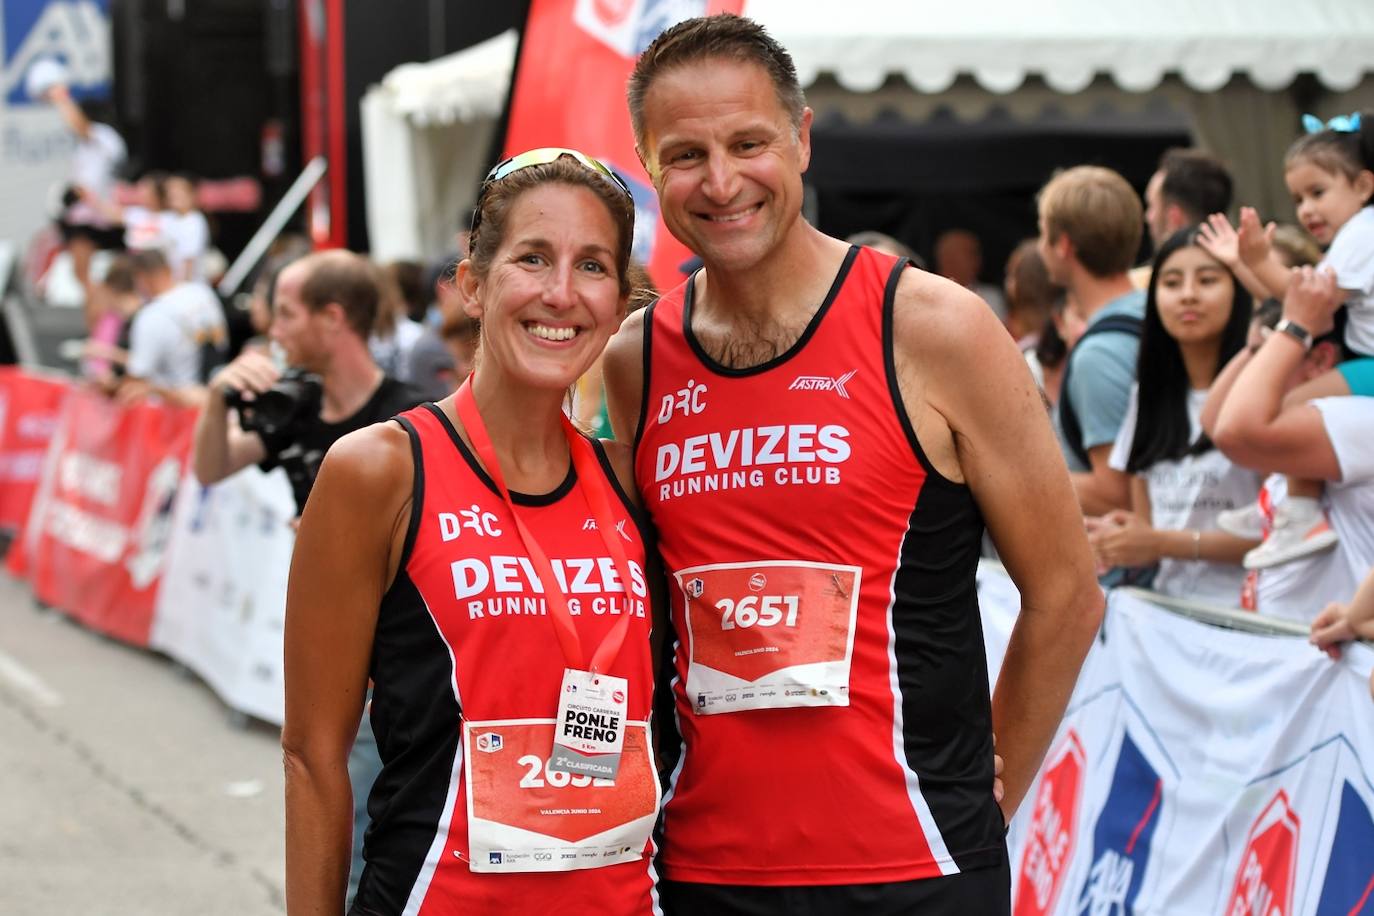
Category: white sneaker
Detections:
[
  {"x1": 1242, "y1": 498, "x2": 1339, "y2": 569},
  {"x1": 1217, "y1": 502, "x2": 1265, "y2": 540}
]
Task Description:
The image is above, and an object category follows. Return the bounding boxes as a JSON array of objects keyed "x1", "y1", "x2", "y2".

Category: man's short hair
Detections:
[
  {"x1": 1038, "y1": 166, "x2": 1143, "y2": 278},
  {"x1": 294, "y1": 250, "x2": 380, "y2": 340},
  {"x1": 627, "y1": 14, "x2": 805, "y2": 146},
  {"x1": 129, "y1": 248, "x2": 170, "y2": 275},
  {"x1": 1158, "y1": 149, "x2": 1233, "y2": 223}
]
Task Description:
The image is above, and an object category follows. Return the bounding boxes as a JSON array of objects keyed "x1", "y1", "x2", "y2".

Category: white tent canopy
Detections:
[
  {"x1": 746, "y1": 0, "x2": 1374, "y2": 95},
  {"x1": 361, "y1": 5, "x2": 1374, "y2": 260},
  {"x1": 361, "y1": 30, "x2": 518, "y2": 262}
]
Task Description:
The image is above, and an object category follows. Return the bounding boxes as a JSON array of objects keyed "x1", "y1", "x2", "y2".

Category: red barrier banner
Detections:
[
  {"x1": 0, "y1": 368, "x2": 72, "y2": 533},
  {"x1": 21, "y1": 389, "x2": 197, "y2": 646},
  {"x1": 505, "y1": 0, "x2": 743, "y2": 290}
]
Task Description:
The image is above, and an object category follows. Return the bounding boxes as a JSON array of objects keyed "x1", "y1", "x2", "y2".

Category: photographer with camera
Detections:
[{"x1": 192, "y1": 249, "x2": 422, "y2": 516}]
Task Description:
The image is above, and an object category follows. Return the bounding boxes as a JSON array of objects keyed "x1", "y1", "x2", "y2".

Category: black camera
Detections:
[{"x1": 223, "y1": 369, "x2": 323, "y2": 440}]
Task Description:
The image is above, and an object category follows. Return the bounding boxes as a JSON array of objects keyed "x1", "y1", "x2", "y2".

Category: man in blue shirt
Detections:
[{"x1": 1037, "y1": 166, "x2": 1145, "y2": 515}]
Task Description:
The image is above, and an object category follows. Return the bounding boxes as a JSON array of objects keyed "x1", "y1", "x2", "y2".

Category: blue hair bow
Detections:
[{"x1": 1302, "y1": 112, "x2": 1362, "y2": 134}]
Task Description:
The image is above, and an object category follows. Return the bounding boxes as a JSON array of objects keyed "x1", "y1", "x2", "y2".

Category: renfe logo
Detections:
[
  {"x1": 1076, "y1": 732, "x2": 1164, "y2": 914},
  {"x1": 1314, "y1": 782, "x2": 1374, "y2": 915},
  {"x1": 1015, "y1": 729, "x2": 1086, "y2": 916},
  {"x1": 1226, "y1": 790, "x2": 1300, "y2": 916}
]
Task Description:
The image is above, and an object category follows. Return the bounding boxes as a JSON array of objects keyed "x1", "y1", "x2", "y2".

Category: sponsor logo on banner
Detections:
[
  {"x1": 1076, "y1": 731, "x2": 1164, "y2": 915},
  {"x1": 475, "y1": 732, "x2": 504, "y2": 753},
  {"x1": 572, "y1": 0, "x2": 708, "y2": 58},
  {"x1": 1313, "y1": 782, "x2": 1374, "y2": 915},
  {"x1": 3, "y1": 0, "x2": 112, "y2": 105},
  {"x1": 125, "y1": 457, "x2": 182, "y2": 589},
  {"x1": 1225, "y1": 789, "x2": 1300, "y2": 916},
  {"x1": 1015, "y1": 729, "x2": 1086, "y2": 916}
]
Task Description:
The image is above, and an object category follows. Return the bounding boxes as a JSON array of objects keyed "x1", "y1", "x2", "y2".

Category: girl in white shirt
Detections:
[
  {"x1": 1205, "y1": 111, "x2": 1374, "y2": 568},
  {"x1": 1093, "y1": 229, "x2": 1261, "y2": 606}
]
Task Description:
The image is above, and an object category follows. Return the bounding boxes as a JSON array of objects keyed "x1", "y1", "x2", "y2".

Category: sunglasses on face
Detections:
[{"x1": 469, "y1": 147, "x2": 633, "y2": 239}]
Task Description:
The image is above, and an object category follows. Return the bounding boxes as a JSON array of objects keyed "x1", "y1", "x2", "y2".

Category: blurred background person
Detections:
[
  {"x1": 1037, "y1": 165, "x2": 1144, "y2": 515},
  {"x1": 936, "y1": 227, "x2": 1007, "y2": 320},
  {"x1": 163, "y1": 173, "x2": 211, "y2": 283},
  {"x1": 118, "y1": 248, "x2": 226, "y2": 404},
  {"x1": 1003, "y1": 239, "x2": 1061, "y2": 350}
]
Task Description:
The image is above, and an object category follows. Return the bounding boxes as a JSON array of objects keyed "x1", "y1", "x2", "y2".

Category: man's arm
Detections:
[
  {"x1": 47, "y1": 84, "x2": 91, "y2": 140},
  {"x1": 894, "y1": 273, "x2": 1103, "y2": 820},
  {"x1": 192, "y1": 350, "x2": 279, "y2": 484},
  {"x1": 1064, "y1": 340, "x2": 1134, "y2": 514},
  {"x1": 602, "y1": 307, "x2": 649, "y2": 444},
  {"x1": 1213, "y1": 268, "x2": 1343, "y2": 480}
]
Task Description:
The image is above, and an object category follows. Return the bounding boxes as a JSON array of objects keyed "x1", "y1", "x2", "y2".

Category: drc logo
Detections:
[
  {"x1": 1075, "y1": 732, "x2": 1163, "y2": 915},
  {"x1": 3, "y1": 1, "x2": 113, "y2": 106},
  {"x1": 1015, "y1": 730, "x2": 1086, "y2": 916},
  {"x1": 1313, "y1": 782, "x2": 1374, "y2": 915},
  {"x1": 1226, "y1": 789, "x2": 1300, "y2": 916}
]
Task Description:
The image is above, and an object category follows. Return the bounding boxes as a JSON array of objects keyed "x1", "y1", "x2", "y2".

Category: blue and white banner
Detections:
[
  {"x1": 979, "y1": 567, "x2": 1374, "y2": 916},
  {"x1": 149, "y1": 468, "x2": 296, "y2": 725},
  {"x1": 0, "y1": 0, "x2": 113, "y2": 246}
]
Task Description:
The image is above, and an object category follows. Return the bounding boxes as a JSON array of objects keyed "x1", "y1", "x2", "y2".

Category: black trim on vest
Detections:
[
  {"x1": 421, "y1": 402, "x2": 577, "y2": 507},
  {"x1": 889, "y1": 484, "x2": 1006, "y2": 873},
  {"x1": 1058, "y1": 314, "x2": 1143, "y2": 468},
  {"x1": 880, "y1": 257, "x2": 964, "y2": 489},
  {"x1": 354, "y1": 571, "x2": 462, "y2": 915},
  {"x1": 588, "y1": 436, "x2": 655, "y2": 552},
  {"x1": 680, "y1": 245, "x2": 860, "y2": 377},
  {"x1": 632, "y1": 298, "x2": 657, "y2": 451},
  {"x1": 392, "y1": 415, "x2": 425, "y2": 571}
]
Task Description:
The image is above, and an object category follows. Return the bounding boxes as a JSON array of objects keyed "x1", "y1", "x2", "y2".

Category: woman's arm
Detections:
[
  {"x1": 1092, "y1": 477, "x2": 1258, "y2": 567},
  {"x1": 283, "y1": 423, "x2": 412, "y2": 916},
  {"x1": 1212, "y1": 268, "x2": 1344, "y2": 480}
]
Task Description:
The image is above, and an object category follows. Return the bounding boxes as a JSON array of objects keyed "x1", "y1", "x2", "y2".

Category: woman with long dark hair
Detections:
[{"x1": 1090, "y1": 228, "x2": 1261, "y2": 605}]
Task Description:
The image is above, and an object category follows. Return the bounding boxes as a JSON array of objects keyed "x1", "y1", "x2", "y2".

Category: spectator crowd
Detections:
[{"x1": 30, "y1": 73, "x2": 1374, "y2": 663}]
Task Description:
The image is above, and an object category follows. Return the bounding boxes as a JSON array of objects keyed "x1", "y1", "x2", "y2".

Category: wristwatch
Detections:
[{"x1": 1275, "y1": 318, "x2": 1313, "y2": 351}]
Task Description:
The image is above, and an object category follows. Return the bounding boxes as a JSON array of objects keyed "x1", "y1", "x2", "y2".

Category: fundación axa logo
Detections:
[{"x1": 789, "y1": 370, "x2": 856, "y2": 399}]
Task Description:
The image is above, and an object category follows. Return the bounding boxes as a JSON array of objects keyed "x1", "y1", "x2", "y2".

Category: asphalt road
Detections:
[{"x1": 0, "y1": 571, "x2": 286, "y2": 914}]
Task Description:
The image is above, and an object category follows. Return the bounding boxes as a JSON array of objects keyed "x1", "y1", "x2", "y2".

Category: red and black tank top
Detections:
[
  {"x1": 635, "y1": 245, "x2": 1005, "y2": 886},
  {"x1": 350, "y1": 403, "x2": 659, "y2": 915}
]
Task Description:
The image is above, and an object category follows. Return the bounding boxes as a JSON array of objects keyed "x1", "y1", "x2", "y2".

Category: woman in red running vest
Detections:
[{"x1": 282, "y1": 150, "x2": 662, "y2": 915}]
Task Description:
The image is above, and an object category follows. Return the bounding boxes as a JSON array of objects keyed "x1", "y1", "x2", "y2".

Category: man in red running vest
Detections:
[{"x1": 603, "y1": 14, "x2": 1104, "y2": 915}]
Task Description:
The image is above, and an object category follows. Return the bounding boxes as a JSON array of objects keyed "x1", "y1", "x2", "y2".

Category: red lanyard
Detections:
[{"x1": 454, "y1": 376, "x2": 639, "y2": 676}]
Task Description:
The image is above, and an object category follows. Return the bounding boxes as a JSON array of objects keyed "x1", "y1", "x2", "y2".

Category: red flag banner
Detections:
[
  {"x1": 504, "y1": 0, "x2": 744, "y2": 290},
  {"x1": 0, "y1": 368, "x2": 71, "y2": 533},
  {"x1": 21, "y1": 390, "x2": 197, "y2": 646}
]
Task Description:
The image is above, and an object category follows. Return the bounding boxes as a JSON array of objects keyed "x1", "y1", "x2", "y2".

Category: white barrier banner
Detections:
[
  {"x1": 978, "y1": 568, "x2": 1374, "y2": 916},
  {"x1": 149, "y1": 469, "x2": 296, "y2": 725}
]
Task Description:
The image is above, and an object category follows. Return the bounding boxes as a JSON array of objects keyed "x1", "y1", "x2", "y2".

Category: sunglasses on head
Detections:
[{"x1": 469, "y1": 147, "x2": 633, "y2": 238}]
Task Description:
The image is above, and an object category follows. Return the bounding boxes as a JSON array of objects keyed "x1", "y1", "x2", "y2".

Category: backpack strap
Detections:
[{"x1": 1058, "y1": 314, "x2": 1143, "y2": 468}]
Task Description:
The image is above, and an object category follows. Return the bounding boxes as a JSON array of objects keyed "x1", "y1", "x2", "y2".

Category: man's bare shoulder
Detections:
[
  {"x1": 605, "y1": 307, "x2": 650, "y2": 373},
  {"x1": 890, "y1": 267, "x2": 1006, "y2": 360}
]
